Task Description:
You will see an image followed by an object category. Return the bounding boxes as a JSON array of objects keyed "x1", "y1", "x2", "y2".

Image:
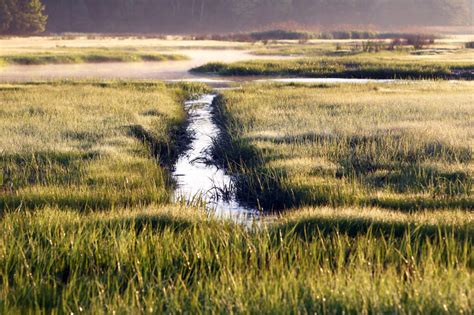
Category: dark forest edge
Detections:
[
  {"x1": 0, "y1": 0, "x2": 47, "y2": 34},
  {"x1": 194, "y1": 30, "x2": 441, "y2": 42},
  {"x1": 0, "y1": 0, "x2": 472, "y2": 35}
]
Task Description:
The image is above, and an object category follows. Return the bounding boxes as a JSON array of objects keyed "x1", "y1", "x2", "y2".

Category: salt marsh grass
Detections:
[
  {"x1": 0, "y1": 78, "x2": 472, "y2": 313},
  {"x1": 214, "y1": 82, "x2": 473, "y2": 211},
  {"x1": 0, "y1": 81, "x2": 208, "y2": 212},
  {"x1": 194, "y1": 38, "x2": 474, "y2": 79},
  {"x1": 0, "y1": 50, "x2": 186, "y2": 65},
  {"x1": 194, "y1": 57, "x2": 474, "y2": 79},
  {"x1": 0, "y1": 205, "x2": 472, "y2": 313}
]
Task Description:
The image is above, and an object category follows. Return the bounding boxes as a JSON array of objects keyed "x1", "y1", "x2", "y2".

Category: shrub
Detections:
[
  {"x1": 320, "y1": 32, "x2": 334, "y2": 39},
  {"x1": 298, "y1": 38, "x2": 309, "y2": 44},
  {"x1": 332, "y1": 31, "x2": 352, "y2": 39},
  {"x1": 361, "y1": 40, "x2": 386, "y2": 52},
  {"x1": 250, "y1": 29, "x2": 313, "y2": 41},
  {"x1": 389, "y1": 38, "x2": 404, "y2": 50},
  {"x1": 405, "y1": 34, "x2": 435, "y2": 49}
]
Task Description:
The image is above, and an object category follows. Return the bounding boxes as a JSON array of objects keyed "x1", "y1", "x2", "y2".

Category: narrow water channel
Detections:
[
  {"x1": 172, "y1": 79, "x2": 402, "y2": 218},
  {"x1": 173, "y1": 94, "x2": 258, "y2": 219}
]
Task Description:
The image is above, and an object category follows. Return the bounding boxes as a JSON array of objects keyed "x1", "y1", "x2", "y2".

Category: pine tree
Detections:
[
  {"x1": 9, "y1": 0, "x2": 48, "y2": 34},
  {"x1": 0, "y1": 0, "x2": 13, "y2": 33}
]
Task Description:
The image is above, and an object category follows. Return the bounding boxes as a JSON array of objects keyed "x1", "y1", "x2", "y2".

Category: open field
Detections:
[
  {"x1": 0, "y1": 37, "x2": 287, "y2": 82},
  {"x1": 250, "y1": 33, "x2": 473, "y2": 57},
  {"x1": 0, "y1": 37, "x2": 250, "y2": 65},
  {"x1": 0, "y1": 50, "x2": 275, "y2": 82},
  {"x1": 251, "y1": 43, "x2": 474, "y2": 61},
  {"x1": 213, "y1": 82, "x2": 474, "y2": 211}
]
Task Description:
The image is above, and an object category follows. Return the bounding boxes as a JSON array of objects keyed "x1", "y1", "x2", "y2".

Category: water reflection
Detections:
[{"x1": 173, "y1": 94, "x2": 258, "y2": 220}]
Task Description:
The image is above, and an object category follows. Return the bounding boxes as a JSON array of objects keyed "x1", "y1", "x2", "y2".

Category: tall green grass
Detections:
[
  {"x1": 212, "y1": 82, "x2": 474, "y2": 211},
  {"x1": 0, "y1": 80, "x2": 472, "y2": 313},
  {"x1": 0, "y1": 205, "x2": 471, "y2": 313},
  {"x1": 0, "y1": 81, "x2": 209, "y2": 212}
]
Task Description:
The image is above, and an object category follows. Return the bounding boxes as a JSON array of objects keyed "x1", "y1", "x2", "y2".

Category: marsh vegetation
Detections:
[
  {"x1": 193, "y1": 35, "x2": 474, "y2": 79},
  {"x1": 1, "y1": 206, "x2": 472, "y2": 313},
  {"x1": 0, "y1": 50, "x2": 186, "y2": 65},
  {"x1": 0, "y1": 81, "x2": 208, "y2": 211},
  {"x1": 212, "y1": 82, "x2": 473, "y2": 211},
  {"x1": 0, "y1": 34, "x2": 472, "y2": 313},
  {"x1": 1, "y1": 79, "x2": 472, "y2": 313},
  {"x1": 194, "y1": 47, "x2": 474, "y2": 79}
]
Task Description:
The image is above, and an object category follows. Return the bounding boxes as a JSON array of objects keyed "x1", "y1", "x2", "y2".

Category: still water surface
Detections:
[{"x1": 173, "y1": 94, "x2": 258, "y2": 219}]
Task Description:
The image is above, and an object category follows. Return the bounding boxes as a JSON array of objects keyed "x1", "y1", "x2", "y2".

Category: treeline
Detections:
[
  {"x1": 1, "y1": 0, "x2": 472, "y2": 34},
  {"x1": 0, "y1": 0, "x2": 47, "y2": 34},
  {"x1": 42, "y1": 0, "x2": 472, "y2": 33}
]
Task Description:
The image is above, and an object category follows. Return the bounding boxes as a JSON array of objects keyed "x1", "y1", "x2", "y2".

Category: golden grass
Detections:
[
  {"x1": 1, "y1": 203, "x2": 471, "y2": 313},
  {"x1": 215, "y1": 81, "x2": 473, "y2": 210},
  {"x1": 0, "y1": 81, "x2": 207, "y2": 211},
  {"x1": 280, "y1": 206, "x2": 473, "y2": 229},
  {"x1": 0, "y1": 79, "x2": 472, "y2": 313}
]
